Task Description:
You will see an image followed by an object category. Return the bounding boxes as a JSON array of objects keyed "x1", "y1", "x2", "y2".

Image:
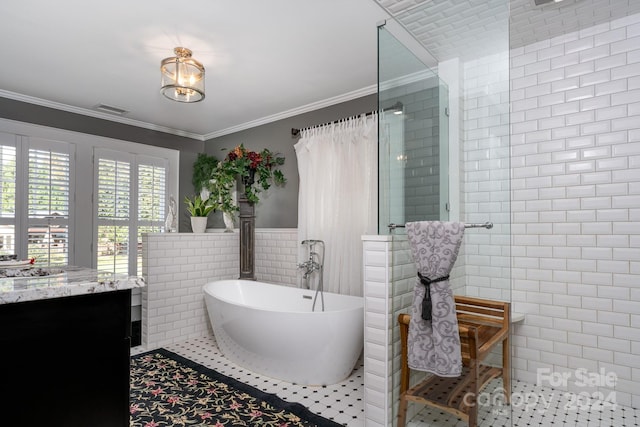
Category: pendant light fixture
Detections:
[{"x1": 160, "y1": 47, "x2": 205, "y2": 103}]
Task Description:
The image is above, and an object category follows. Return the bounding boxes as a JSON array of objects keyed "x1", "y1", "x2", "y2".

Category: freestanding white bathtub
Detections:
[{"x1": 203, "y1": 280, "x2": 364, "y2": 385}]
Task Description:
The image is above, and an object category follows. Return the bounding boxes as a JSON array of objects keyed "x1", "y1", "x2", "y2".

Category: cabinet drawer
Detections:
[{"x1": 0, "y1": 290, "x2": 131, "y2": 342}]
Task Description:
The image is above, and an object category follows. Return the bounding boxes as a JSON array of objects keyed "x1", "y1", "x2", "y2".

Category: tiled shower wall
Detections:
[
  {"x1": 462, "y1": 51, "x2": 512, "y2": 302},
  {"x1": 142, "y1": 229, "x2": 299, "y2": 350},
  {"x1": 402, "y1": 77, "x2": 442, "y2": 222},
  {"x1": 509, "y1": 13, "x2": 640, "y2": 407},
  {"x1": 380, "y1": 76, "x2": 444, "y2": 224},
  {"x1": 370, "y1": 8, "x2": 640, "y2": 419}
]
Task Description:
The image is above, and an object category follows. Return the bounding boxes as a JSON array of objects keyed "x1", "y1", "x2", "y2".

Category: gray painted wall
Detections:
[{"x1": 204, "y1": 94, "x2": 377, "y2": 228}]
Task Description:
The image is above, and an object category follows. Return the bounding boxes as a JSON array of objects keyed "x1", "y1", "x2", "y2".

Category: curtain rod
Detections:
[{"x1": 291, "y1": 110, "x2": 377, "y2": 138}]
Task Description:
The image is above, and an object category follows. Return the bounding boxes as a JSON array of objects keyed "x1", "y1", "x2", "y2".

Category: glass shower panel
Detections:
[
  {"x1": 378, "y1": 27, "x2": 449, "y2": 234},
  {"x1": 378, "y1": 1, "x2": 511, "y2": 422},
  {"x1": 438, "y1": 83, "x2": 449, "y2": 221},
  {"x1": 378, "y1": 24, "x2": 456, "y2": 427}
]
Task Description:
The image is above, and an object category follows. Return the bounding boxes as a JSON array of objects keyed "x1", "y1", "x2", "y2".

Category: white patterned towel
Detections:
[{"x1": 405, "y1": 221, "x2": 465, "y2": 377}]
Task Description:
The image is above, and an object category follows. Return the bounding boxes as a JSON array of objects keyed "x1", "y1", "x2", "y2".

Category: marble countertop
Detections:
[{"x1": 0, "y1": 266, "x2": 145, "y2": 305}]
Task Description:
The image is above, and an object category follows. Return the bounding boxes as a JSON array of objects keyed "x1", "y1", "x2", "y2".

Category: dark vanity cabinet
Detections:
[{"x1": 0, "y1": 289, "x2": 132, "y2": 427}]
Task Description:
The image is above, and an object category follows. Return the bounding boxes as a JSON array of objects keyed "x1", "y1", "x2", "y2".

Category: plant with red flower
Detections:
[{"x1": 207, "y1": 144, "x2": 286, "y2": 212}]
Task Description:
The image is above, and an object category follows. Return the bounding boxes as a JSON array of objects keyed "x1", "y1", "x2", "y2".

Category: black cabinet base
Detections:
[
  {"x1": 0, "y1": 290, "x2": 132, "y2": 427},
  {"x1": 131, "y1": 319, "x2": 142, "y2": 347}
]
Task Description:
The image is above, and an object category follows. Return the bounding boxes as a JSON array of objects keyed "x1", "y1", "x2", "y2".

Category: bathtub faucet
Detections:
[
  {"x1": 298, "y1": 240, "x2": 324, "y2": 281},
  {"x1": 299, "y1": 239, "x2": 325, "y2": 311},
  {"x1": 298, "y1": 259, "x2": 320, "y2": 279}
]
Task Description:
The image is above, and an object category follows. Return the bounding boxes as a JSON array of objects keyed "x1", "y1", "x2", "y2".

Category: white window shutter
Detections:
[
  {"x1": 27, "y1": 146, "x2": 71, "y2": 266},
  {"x1": 136, "y1": 161, "x2": 166, "y2": 276},
  {"x1": 97, "y1": 157, "x2": 131, "y2": 274},
  {"x1": 0, "y1": 135, "x2": 17, "y2": 256},
  {"x1": 95, "y1": 150, "x2": 168, "y2": 276}
]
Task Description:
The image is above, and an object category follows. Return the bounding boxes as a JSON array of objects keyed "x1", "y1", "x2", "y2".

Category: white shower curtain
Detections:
[{"x1": 294, "y1": 113, "x2": 378, "y2": 296}]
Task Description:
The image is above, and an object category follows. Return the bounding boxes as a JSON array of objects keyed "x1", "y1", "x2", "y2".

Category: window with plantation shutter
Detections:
[
  {"x1": 97, "y1": 157, "x2": 131, "y2": 274},
  {"x1": 0, "y1": 133, "x2": 16, "y2": 256},
  {"x1": 0, "y1": 121, "x2": 177, "y2": 272},
  {"x1": 95, "y1": 149, "x2": 167, "y2": 276},
  {"x1": 137, "y1": 161, "x2": 166, "y2": 276},
  {"x1": 27, "y1": 143, "x2": 72, "y2": 266}
]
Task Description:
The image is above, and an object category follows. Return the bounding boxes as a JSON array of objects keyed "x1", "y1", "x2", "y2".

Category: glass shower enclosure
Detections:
[
  {"x1": 378, "y1": 27, "x2": 449, "y2": 232},
  {"x1": 377, "y1": 13, "x2": 511, "y2": 427}
]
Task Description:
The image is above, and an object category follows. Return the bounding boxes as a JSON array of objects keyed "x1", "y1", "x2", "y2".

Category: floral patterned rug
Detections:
[{"x1": 130, "y1": 349, "x2": 342, "y2": 427}]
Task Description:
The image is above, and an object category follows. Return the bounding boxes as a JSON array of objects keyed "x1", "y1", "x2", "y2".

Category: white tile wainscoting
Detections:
[
  {"x1": 141, "y1": 229, "x2": 299, "y2": 350},
  {"x1": 255, "y1": 228, "x2": 299, "y2": 286},
  {"x1": 362, "y1": 236, "x2": 394, "y2": 427},
  {"x1": 362, "y1": 235, "x2": 414, "y2": 427}
]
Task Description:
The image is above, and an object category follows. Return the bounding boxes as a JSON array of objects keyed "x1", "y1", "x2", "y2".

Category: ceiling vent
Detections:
[{"x1": 94, "y1": 104, "x2": 128, "y2": 115}]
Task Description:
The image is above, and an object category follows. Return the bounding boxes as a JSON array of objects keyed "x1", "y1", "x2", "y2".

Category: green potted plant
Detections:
[
  {"x1": 184, "y1": 194, "x2": 217, "y2": 233},
  {"x1": 192, "y1": 153, "x2": 219, "y2": 195},
  {"x1": 208, "y1": 144, "x2": 286, "y2": 206}
]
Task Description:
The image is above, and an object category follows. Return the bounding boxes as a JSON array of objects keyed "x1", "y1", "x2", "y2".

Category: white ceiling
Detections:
[{"x1": 0, "y1": 0, "x2": 390, "y2": 140}]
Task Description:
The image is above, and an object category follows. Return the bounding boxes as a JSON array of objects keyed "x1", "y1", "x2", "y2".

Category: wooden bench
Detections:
[{"x1": 397, "y1": 295, "x2": 511, "y2": 427}]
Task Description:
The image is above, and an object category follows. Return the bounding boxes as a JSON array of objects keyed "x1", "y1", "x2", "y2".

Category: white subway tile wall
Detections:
[
  {"x1": 363, "y1": 236, "x2": 421, "y2": 426},
  {"x1": 463, "y1": 50, "x2": 513, "y2": 302},
  {"x1": 142, "y1": 230, "x2": 300, "y2": 351},
  {"x1": 363, "y1": 237, "x2": 392, "y2": 427},
  {"x1": 255, "y1": 228, "x2": 299, "y2": 286},
  {"x1": 510, "y1": 12, "x2": 640, "y2": 408},
  {"x1": 141, "y1": 233, "x2": 239, "y2": 350}
]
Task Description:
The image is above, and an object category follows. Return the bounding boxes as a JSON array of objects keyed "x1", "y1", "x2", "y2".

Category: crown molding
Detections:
[
  {"x1": 203, "y1": 84, "x2": 378, "y2": 140},
  {"x1": 204, "y1": 73, "x2": 437, "y2": 140},
  {"x1": 0, "y1": 90, "x2": 204, "y2": 141},
  {"x1": 1, "y1": 84, "x2": 383, "y2": 142}
]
